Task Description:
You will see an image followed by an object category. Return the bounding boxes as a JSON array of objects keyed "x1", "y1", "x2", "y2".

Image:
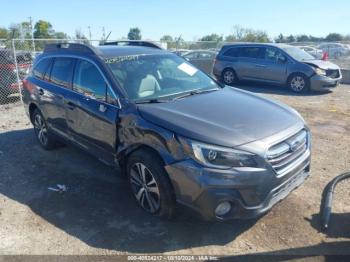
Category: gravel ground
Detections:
[{"x1": 0, "y1": 85, "x2": 349, "y2": 257}]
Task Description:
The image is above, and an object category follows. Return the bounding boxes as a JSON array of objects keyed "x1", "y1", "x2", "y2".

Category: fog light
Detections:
[{"x1": 215, "y1": 201, "x2": 231, "y2": 217}]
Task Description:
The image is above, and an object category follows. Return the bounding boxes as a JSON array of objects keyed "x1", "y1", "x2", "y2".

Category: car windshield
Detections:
[
  {"x1": 104, "y1": 53, "x2": 220, "y2": 102},
  {"x1": 282, "y1": 46, "x2": 315, "y2": 61}
]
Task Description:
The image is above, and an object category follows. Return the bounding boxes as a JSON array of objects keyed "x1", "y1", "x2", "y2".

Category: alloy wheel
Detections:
[
  {"x1": 130, "y1": 162, "x2": 160, "y2": 213},
  {"x1": 223, "y1": 70, "x2": 235, "y2": 84},
  {"x1": 34, "y1": 114, "x2": 48, "y2": 146},
  {"x1": 290, "y1": 76, "x2": 305, "y2": 92}
]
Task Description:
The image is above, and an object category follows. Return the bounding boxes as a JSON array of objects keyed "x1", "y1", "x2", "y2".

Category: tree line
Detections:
[{"x1": 1, "y1": 20, "x2": 349, "y2": 48}]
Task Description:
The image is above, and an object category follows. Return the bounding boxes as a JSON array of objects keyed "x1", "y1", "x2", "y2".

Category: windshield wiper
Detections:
[
  {"x1": 173, "y1": 88, "x2": 219, "y2": 101},
  {"x1": 134, "y1": 98, "x2": 170, "y2": 104}
]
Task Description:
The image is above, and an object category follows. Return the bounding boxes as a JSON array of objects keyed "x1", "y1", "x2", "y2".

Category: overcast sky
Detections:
[{"x1": 1, "y1": 0, "x2": 349, "y2": 40}]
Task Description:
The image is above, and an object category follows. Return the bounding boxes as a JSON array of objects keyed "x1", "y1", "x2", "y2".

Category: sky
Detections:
[{"x1": 1, "y1": 0, "x2": 349, "y2": 41}]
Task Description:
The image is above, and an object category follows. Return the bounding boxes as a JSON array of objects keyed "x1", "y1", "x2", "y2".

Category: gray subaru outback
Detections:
[{"x1": 213, "y1": 43, "x2": 342, "y2": 93}]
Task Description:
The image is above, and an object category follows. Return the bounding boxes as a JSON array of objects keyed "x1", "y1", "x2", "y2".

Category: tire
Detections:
[
  {"x1": 287, "y1": 73, "x2": 310, "y2": 93},
  {"x1": 127, "y1": 149, "x2": 176, "y2": 218},
  {"x1": 31, "y1": 109, "x2": 60, "y2": 150},
  {"x1": 221, "y1": 68, "x2": 237, "y2": 86}
]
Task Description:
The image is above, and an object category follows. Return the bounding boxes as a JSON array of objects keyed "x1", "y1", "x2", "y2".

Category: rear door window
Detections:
[
  {"x1": 73, "y1": 60, "x2": 107, "y2": 101},
  {"x1": 33, "y1": 58, "x2": 51, "y2": 80},
  {"x1": 50, "y1": 57, "x2": 76, "y2": 88},
  {"x1": 239, "y1": 47, "x2": 262, "y2": 58}
]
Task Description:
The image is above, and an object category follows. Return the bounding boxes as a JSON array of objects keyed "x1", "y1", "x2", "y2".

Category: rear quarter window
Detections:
[
  {"x1": 223, "y1": 47, "x2": 239, "y2": 57},
  {"x1": 33, "y1": 58, "x2": 51, "y2": 80},
  {"x1": 50, "y1": 57, "x2": 76, "y2": 88}
]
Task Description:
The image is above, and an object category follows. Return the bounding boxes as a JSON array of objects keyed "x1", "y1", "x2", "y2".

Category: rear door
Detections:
[
  {"x1": 65, "y1": 59, "x2": 119, "y2": 163},
  {"x1": 44, "y1": 57, "x2": 76, "y2": 138},
  {"x1": 235, "y1": 47, "x2": 264, "y2": 80}
]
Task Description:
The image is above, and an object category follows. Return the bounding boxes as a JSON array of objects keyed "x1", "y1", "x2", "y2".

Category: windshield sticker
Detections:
[
  {"x1": 104, "y1": 55, "x2": 139, "y2": 64},
  {"x1": 177, "y1": 62, "x2": 198, "y2": 76}
]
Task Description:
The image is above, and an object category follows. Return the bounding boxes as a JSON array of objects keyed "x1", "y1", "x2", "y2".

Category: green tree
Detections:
[
  {"x1": 224, "y1": 34, "x2": 236, "y2": 42},
  {"x1": 127, "y1": 27, "x2": 141, "y2": 40},
  {"x1": 325, "y1": 33, "x2": 343, "y2": 42},
  {"x1": 286, "y1": 35, "x2": 296, "y2": 43},
  {"x1": 34, "y1": 20, "x2": 53, "y2": 39},
  {"x1": 200, "y1": 33, "x2": 223, "y2": 42},
  {"x1": 160, "y1": 35, "x2": 176, "y2": 49},
  {"x1": 54, "y1": 32, "x2": 68, "y2": 39},
  {"x1": 275, "y1": 33, "x2": 286, "y2": 43},
  {"x1": 9, "y1": 23, "x2": 21, "y2": 38},
  {"x1": 296, "y1": 34, "x2": 309, "y2": 42},
  {"x1": 0, "y1": 27, "x2": 8, "y2": 39}
]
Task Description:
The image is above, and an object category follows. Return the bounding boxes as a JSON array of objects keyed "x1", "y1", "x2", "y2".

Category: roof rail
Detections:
[
  {"x1": 44, "y1": 43, "x2": 99, "y2": 55},
  {"x1": 101, "y1": 40, "x2": 162, "y2": 49}
]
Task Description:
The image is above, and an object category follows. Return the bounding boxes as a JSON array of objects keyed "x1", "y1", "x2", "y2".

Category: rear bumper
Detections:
[
  {"x1": 165, "y1": 152, "x2": 311, "y2": 221},
  {"x1": 310, "y1": 74, "x2": 342, "y2": 91}
]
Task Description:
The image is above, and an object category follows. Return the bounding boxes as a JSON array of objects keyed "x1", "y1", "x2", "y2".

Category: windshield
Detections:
[
  {"x1": 281, "y1": 46, "x2": 315, "y2": 61},
  {"x1": 105, "y1": 54, "x2": 219, "y2": 102}
]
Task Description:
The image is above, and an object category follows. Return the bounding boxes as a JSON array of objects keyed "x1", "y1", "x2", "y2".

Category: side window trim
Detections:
[{"x1": 35, "y1": 54, "x2": 120, "y2": 108}]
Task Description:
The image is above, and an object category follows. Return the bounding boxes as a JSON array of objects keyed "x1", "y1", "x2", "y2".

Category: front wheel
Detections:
[
  {"x1": 127, "y1": 149, "x2": 176, "y2": 218},
  {"x1": 288, "y1": 74, "x2": 310, "y2": 93}
]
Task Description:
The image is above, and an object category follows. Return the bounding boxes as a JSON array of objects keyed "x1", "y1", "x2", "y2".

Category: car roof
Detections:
[{"x1": 223, "y1": 42, "x2": 299, "y2": 49}]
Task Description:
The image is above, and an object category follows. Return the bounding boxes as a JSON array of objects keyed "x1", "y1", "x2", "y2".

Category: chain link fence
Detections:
[{"x1": 1, "y1": 38, "x2": 350, "y2": 108}]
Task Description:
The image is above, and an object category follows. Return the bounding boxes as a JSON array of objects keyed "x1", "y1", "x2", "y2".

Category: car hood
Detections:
[
  {"x1": 303, "y1": 59, "x2": 339, "y2": 70},
  {"x1": 137, "y1": 87, "x2": 302, "y2": 147}
]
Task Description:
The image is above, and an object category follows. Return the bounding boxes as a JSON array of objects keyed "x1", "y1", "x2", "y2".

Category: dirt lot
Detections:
[{"x1": 0, "y1": 84, "x2": 349, "y2": 257}]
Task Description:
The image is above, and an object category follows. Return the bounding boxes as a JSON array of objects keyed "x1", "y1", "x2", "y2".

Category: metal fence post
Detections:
[{"x1": 11, "y1": 39, "x2": 23, "y2": 104}]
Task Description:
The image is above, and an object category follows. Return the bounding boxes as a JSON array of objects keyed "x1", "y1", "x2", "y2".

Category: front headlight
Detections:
[
  {"x1": 314, "y1": 67, "x2": 326, "y2": 76},
  {"x1": 191, "y1": 141, "x2": 258, "y2": 169}
]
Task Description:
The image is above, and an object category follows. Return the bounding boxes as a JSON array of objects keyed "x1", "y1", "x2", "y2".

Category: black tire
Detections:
[
  {"x1": 127, "y1": 149, "x2": 176, "y2": 219},
  {"x1": 31, "y1": 109, "x2": 60, "y2": 150},
  {"x1": 221, "y1": 68, "x2": 237, "y2": 86},
  {"x1": 287, "y1": 73, "x2": 310, "y2": 93}
]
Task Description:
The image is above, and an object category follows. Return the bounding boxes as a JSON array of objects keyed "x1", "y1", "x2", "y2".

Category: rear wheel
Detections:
[
  {"x1": 32, "y1": 109, "x2": 60, "y2": 150},
  {"x1": 222, "y1": 68, "x2": 237, "y2": 85},
  {"x1": 288, "y1": 73, "x2": 310, "y2": 93},
  {"x1": 127, "y1": 149, "x2": 176, "y2": 218}
]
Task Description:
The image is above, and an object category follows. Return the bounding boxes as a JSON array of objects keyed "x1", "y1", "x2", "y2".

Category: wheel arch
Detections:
[
  {"x1": 117, "y1": 143, "x2": 167, "y2": 176},
  {"x1": 28, "y1": 102, "x2": 39, "y2": 124}
]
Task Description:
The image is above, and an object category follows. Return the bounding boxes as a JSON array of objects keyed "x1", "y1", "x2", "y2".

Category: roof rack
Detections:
[
  {"x1": 101, "y1": 40, "x2": 162, "y2": 49},
  {"x1": 44, "y1": 43, "x2": 99, "y2": 55}
]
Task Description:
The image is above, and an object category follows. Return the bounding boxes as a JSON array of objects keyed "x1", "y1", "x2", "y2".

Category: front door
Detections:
[
  {"x1": 255, "y1": 47, "x2": 288, "y2": 84},
  {"x1": 65, "y1": 59, "x2": 119, "y2": 163}
]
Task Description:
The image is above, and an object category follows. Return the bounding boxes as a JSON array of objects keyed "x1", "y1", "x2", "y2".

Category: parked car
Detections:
[
  {"x1": 171, "y1": 49, "x2": 190, "y2": 56},
  {"x1": 299, "y1": 46, "x2": 323, "y2": 59},
  {"x1": 0, "y1": 49, "x2": 32, "y2": 99},
  {"x1": 23, "y1": 42, "x2": 311, "y2": 221},
  {"x1": 317, "y1": 43, "x2": 350, "y2": 59},
  {"x1": 182, "y1": 50, "x2": 217, "y2": 74},
  {"x1": 213, "y1": 43, "x2": 342, "y2": 93}
]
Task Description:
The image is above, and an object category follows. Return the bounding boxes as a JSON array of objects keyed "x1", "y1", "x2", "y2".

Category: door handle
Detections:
[
  {"x1": 99, "y1": 104, "x2": 107, "y2": 113},
  {"x1": 255, "y1": 64, "x2": 266, "y2": 68},
  {"x1": 66, "y1": 101, "x2": 76, "y2": 110},
  {"x1": 38, "y1": 88, "x2": 44, "y2": 95}
]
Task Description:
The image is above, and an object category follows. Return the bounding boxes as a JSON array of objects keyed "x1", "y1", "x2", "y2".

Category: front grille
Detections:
[
  {"x1": 266, "y1": 129, "x2": 309, "y2": 176},
  {"x1": 326, "y1": 69, "x2": 340, "y2": 79}
]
